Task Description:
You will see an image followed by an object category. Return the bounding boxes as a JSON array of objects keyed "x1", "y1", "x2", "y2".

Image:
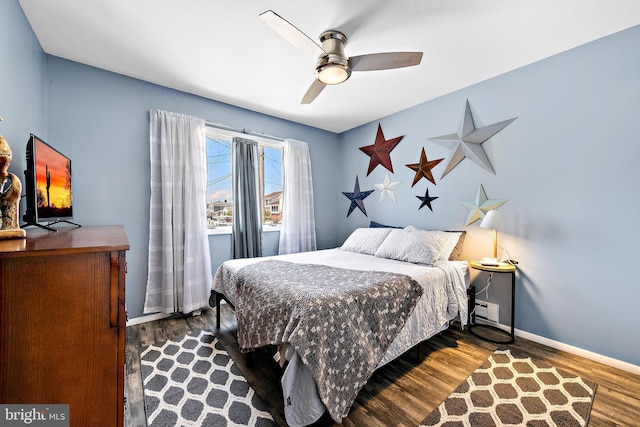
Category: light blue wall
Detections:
[
  {"x1": 0, "y1": 1, "x2": 46, "y2": 163},
  {"x1": 4, "y1": 0, "x2": 639, "y2": 367},
  {"x1": 3, "y1": 0, "x2": 340, "y2": 320},
  {"x1": 44, "y1": 57, "x2": 341, "y2": 319},
  {"x1": 337, "y1": 25, "x2": 640, "y2": 366}
]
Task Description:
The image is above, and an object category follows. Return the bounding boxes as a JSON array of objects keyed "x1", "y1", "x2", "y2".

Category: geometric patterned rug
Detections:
[
  {"x1": 419, "y1": 349, "x2": 597, "y2": 427},
  {"x1": 140, "y1": 329, "x2": 276, "y2": 426}
]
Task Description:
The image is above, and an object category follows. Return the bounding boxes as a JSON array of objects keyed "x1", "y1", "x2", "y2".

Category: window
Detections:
[{"x1": 205, "y1": 127, "x2": 283, "y2": 234}]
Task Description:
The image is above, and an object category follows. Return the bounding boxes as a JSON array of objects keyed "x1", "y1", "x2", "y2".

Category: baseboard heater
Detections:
[{"x1": 474, "y1": 299, "x2": 499, "y2": 325}]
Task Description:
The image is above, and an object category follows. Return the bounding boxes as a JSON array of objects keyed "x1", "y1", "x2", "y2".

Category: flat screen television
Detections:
[{"x1": 22, "y1": 134, "x2": 79, "y2": 230}]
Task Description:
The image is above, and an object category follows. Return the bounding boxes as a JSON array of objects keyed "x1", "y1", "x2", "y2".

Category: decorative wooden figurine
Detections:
[{"x1": 0, "y1": 133, "x2": 26, "y2": 239}]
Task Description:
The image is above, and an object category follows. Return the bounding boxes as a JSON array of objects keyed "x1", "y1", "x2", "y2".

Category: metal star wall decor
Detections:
[
  {"x1": 359, "y1": 123, "x2": 405, "y2": 176},
  {"x1": 406, "y1": 147, "x2": 444, "y2": 187},
  {"x1": 374, "y1": 172, "x2": 401, "y2": 203},
  {"x1": 429, "y1": 100, "x2": 517, "y2": 179},
  {"x1": 342, "y1": 175, "x2": 374, "y2": 217},
  {"x1": 460, "y1": 184, "x2": 508, "y2": 226},
  {"x1": 417, "y1": 188, "x2": 438, "y2": 212}
]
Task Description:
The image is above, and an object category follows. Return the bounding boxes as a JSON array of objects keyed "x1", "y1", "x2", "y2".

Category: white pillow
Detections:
[
  {"x1": 436, "y1": 231, "x2": 463, "y2": 260},
  {"x1": 340, "y1": 227, "x2": 393, "y2": 255},
  {"x1": 403, "y1": 226, "x2": 464, "y2": 261},
  {"x1": 374, "y1": 227, "x2": 446, "y2": 265}
]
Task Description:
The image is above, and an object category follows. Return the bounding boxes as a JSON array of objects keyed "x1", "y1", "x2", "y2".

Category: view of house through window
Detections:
[{"x1": 206, "y1": 129, "x2": 283, "y2": 233}]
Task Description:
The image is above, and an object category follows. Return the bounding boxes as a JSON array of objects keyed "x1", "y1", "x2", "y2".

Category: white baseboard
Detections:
[
  {"x1": 126, "y1": 312, "x2": 171, "y2": 327},
  {"x1": 488, "y1": 323, "x2": 640, "y2": 375},
  {"x1": 128, "y1": 313, "x2": 639, "y2": 375},
  {"x1": 126, "y1": 307, "x2": 213, "y2": 327}
]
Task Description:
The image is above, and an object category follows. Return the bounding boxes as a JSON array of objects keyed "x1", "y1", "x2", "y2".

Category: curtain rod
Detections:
[{"x1": 205, "y1": 121, "x2": 285, "y2": 142}]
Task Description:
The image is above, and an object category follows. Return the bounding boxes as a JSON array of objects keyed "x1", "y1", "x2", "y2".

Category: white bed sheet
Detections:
[{"x1": 211, "y1": 248, "x2": 470, "y2": 425}]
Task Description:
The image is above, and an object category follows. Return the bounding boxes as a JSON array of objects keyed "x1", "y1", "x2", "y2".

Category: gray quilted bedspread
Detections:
[{"x1": 232, "y1": 260, "x2": 424, "y2": 423}]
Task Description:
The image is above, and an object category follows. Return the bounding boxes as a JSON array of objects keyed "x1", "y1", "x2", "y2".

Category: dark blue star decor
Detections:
[
  {"x1": 417, "y1": 188, "x2": 438, "y2": 212},
  {"x1": 342, "y1": 176, "x2": 374, "y2": 217}
]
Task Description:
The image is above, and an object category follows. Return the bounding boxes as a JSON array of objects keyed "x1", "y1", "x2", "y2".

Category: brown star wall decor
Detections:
[
  {"x1": 359, "y1": 123, "x2": 404, "y2": 176},
  {"x1": 406, "y1": 147, "x2": 444, "y2": 187}
]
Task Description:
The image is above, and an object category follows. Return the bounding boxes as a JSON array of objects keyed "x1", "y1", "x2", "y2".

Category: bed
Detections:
[{"x1": 211, "y1": 226, "x2": 469, "y2": 426}]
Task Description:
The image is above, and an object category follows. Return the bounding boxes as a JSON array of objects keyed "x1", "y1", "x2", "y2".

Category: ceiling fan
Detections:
[{"x1": 259, "y1": 10, "x2": 423, "y2": 104}]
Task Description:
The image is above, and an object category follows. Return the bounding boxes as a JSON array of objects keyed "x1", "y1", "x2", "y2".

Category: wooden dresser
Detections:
[{"x1": 0, "y1": 226, "x2": 129, "y2": 427}]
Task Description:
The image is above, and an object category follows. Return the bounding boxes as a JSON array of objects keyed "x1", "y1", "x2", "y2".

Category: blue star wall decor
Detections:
[
  {"x1": 417, "y1": 188, "x2": 438, "y2": 212},
  {"x1": 460, "y1": 184, "x2": 508, "y2": 226},
  {"x1": 342, "y1": 175, "x2": 374, "y2": 217},
  {"x1": 429, "y1": 100, "x2": 517, "y2": 179}
]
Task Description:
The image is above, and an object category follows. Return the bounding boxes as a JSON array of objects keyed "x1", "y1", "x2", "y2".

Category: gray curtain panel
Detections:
[{"x1": 232, "y1": 137, "x2": 263, "y2": 258}]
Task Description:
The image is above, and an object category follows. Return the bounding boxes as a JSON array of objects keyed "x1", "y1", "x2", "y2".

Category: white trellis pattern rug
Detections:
[
  {"x1": 140, "y1": 329, "x2": 276, "y2": 426},
  {"x1": 420, "y1": 349, "x2": 597, "y2": 427}
]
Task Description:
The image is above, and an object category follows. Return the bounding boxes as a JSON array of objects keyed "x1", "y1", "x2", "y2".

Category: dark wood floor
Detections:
[{"x1": 125, "y1": 305, "x2": 640, "y2": 426}]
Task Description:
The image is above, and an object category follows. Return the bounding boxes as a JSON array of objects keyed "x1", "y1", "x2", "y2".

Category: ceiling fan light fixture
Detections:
[
  {"x1": 316, "y1": 63, "x2": 351, "y2": 85},
  {"x1": 260, "y1": 12, "x2": 424, "y2": 104}
]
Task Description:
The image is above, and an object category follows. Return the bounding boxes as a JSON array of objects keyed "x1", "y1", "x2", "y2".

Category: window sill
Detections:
[{"x1": 207, "y1": 225, "x2": 281, "y2": 236}]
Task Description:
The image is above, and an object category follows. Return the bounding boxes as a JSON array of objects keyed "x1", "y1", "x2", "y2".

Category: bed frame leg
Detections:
[
  {"x1": 417, "y1": 342, "x2": 424, "y2": 362},
  {"x1": 216, "y1": 292, "x2": 221, "y2": 329},
  {"x1": 209, "y1": 290, "x2": 221, "y2": 329},
  {"x1": 210, "y1": 291, "x2": 235, "y2": 330}
]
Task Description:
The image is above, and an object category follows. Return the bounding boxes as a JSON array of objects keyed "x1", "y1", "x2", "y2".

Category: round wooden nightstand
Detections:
[{"x1": 469, "y1": 260, "x2": 517, "y2": 344}]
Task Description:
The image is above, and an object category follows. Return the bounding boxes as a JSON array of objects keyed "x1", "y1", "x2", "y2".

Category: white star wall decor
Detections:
[
  {"x1": 374, "y1": 172, "x2": 401, "y2": 203},
  {"x1": 429, "y1": 100, "x2": 517, "y2": 179},
  {"x1": 460, "y1": 184, "x2": 508, "y2": 226}
]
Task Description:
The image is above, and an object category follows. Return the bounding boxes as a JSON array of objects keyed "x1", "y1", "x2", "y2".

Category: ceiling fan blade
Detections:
[
  {"x1": 301, "y1": 80, "x2": 326, "y2": 104},
  {"x1": 259, "y1": 10, "x2": 325, "y2": 58},
  {"x1": 350, "y1": 52, "x2": 423, "y2": 71}
]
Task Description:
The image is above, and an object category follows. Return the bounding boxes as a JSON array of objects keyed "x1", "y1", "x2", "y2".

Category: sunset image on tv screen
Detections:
[{"x1": 35, "y1": 139, "x2": 72, "y2": 218}]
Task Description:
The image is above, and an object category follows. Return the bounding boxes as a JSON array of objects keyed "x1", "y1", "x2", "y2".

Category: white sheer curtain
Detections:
[
  {"x1": 278, "y1": 138, "x2": 317, "y2": 255},
  {"x1": 144, "y1": 109, "x2": 213, "y2": 314}
]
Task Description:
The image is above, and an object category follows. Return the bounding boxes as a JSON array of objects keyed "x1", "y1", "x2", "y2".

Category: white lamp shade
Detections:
[{"x1": 479, "y1": 209, "x2": 501, "y2": 230}]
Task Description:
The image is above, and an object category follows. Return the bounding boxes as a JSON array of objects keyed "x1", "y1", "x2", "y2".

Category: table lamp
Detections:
[{"x1": 479, "y1": 209, "x2": 501, "y2": 262}]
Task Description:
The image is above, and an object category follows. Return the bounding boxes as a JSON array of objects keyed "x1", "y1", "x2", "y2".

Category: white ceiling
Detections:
[{"x1": 18, "y1": 0, "x2": 640, "y2": 133}]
